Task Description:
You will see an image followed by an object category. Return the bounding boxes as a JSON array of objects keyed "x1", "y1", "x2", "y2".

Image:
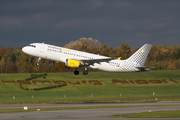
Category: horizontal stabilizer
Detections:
[{"x1": 136, "y1": 66, "x2": 155, "y2": 71}]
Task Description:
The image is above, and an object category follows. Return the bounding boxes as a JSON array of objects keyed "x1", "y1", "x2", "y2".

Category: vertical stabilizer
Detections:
[{"x1": 127, "y1": 44, "x2": 152, "y2": 66}]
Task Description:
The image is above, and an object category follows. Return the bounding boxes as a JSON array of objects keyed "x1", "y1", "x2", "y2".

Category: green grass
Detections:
[
  {"x1": 111, "y1": 110, "x2": 180, "y2": 118},
  {"x1": 0, "y1": 70, "x2": 180, "y2": 104}
]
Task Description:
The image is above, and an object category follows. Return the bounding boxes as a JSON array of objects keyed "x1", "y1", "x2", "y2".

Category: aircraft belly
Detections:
[
  {"x1": 115, "y1": 67, "x2": 137, "y2": 72},
  {"x1": 94, "y1": 63, "x2": 119, "y2": 72},
  {"x1": 94, "y1": 62, "x2": 139, "y2": 73}
]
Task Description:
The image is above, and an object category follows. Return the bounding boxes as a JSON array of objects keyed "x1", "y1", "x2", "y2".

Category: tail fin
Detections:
[{"x1": 127, "y1": 44, "x2": 152, "y2": 66}]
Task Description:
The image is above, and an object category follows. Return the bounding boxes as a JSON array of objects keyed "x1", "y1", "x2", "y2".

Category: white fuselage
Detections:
[{"x1": 22, "y1": 43, "x2": 141, "y2": 72}]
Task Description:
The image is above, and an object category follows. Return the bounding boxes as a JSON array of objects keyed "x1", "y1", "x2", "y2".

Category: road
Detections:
[
  {"x1": 0, "y1": 102, "x2": 180, "y2": 120},
  {"x1": 0, "y1": 101, "x2": 180, "y2": 109}
]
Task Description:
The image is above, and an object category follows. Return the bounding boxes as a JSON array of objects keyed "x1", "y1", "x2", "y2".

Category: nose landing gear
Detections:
[{"x1": 36, "y1": 57, "x2": 41, "y2": 66}]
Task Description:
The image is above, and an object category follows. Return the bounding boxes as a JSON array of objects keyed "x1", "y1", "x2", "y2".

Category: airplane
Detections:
[{"x1": 22, "y1": 43, "x2": 154, "y2": 75}]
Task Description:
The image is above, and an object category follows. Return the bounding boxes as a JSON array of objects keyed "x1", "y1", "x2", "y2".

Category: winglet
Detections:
[{"x1": 117, "y1": 57, "x2": 121, "y2": 60}]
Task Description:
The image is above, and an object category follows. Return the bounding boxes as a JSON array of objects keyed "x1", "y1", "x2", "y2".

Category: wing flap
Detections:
[{"x1": 69, "y1": 58, "x2": 116, "y2": 66}]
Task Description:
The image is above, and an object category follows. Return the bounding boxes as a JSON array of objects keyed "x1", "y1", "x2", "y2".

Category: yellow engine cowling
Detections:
[
  {"x1": 52, "y1": 61, "x2": 66, "y2": 68},
  {"x1": 65, "y1": 59, "x2": 80, "y2": 68}
]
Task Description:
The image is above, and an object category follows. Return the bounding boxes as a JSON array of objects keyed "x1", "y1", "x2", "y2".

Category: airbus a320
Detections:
[{"x1": 22, "y1": 43, "x2": 154, "y2": 75}]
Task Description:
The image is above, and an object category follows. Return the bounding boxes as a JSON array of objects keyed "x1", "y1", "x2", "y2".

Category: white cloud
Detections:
[
  {"x1": 143, "y1": 23, "x2": 166, "y2": 30},
  {"x1": 0, "y1": 1, "x2": 180, "y2": 48},
  {"x1": 88, "y1": 0, "x2": 102, "y2": 10},
  {"x1": 110, "y1": 1, "x2": 133, "y2": 8}
]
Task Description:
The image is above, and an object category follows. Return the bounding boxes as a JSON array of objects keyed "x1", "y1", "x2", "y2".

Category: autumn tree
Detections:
[
  {"x1": 1, "y1": 40, "x2": 180, "y2": 73},
  {"x1": 64, "y1": 37, "x2": 101, "y2": 54},
  {"x1": 17, "y1": 53, "x2": 27, "y2": 73},
  {"x1": 0, "y1": 57, "x2": 5, "y2": 73}
]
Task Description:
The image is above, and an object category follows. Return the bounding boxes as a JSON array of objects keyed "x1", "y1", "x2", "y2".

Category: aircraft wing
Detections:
[{"x1": 74, "y1": 58, "x2": 116, "y2": 66}]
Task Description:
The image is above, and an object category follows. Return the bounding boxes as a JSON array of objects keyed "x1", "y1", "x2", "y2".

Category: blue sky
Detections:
[{"x1": 0, "y1": 0, "x2": 180, "y2": 48}]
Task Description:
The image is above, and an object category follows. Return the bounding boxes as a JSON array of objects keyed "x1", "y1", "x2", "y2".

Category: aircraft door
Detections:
[
  {"x1": 40, "y1": 44, "x2": 44, "y2": 53},
  {"x1": 40, "y1": 43, "x2": 47, "y2": 58}
]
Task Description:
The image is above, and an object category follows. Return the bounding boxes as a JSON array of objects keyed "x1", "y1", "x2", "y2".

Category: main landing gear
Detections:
[
  {"x1": 83, "y1": 68, "x2": 88, "y2": 75},
  {"x1": 74, "y1": 68, "x2": 88, "y2": 75},
  {"x1": 74, "y1": 68, "x2": 79, "y2": 75}
]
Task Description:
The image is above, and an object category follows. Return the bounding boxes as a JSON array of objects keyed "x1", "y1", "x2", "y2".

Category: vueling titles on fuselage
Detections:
[{"x1": 22, "y1": 43, "x2": 154, "y2": 75}]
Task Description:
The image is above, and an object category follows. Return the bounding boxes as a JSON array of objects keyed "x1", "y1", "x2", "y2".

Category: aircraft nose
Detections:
[{"x1": 22, "y1": 46, "x2": 28, "y2": 53}]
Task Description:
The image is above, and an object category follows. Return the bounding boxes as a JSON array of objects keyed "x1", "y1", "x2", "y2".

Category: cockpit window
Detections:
[{"x1": 28, "y1": 45, "x2": 36, "y2": 48}]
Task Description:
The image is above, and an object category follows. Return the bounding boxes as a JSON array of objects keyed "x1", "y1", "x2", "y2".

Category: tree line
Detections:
[{"x1": 0, "y1": 38, "x2": 180, "y2": 73}]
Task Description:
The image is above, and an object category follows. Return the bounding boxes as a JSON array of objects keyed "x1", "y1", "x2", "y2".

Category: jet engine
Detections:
[
  {"x1": 65, "y1": 59, "x2": 81, "y2": 68},
  {"x1": 52, "y1": 61, "x2": 66, "y2": 68}
]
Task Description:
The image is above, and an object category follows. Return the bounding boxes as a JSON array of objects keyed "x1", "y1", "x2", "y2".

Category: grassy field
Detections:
[
  {"x1": 111, "y1": 110, "x2": 180, "y2": 118},
  {"x1": 0, "y1": 70, "x2": 180, "y2": 104}
]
